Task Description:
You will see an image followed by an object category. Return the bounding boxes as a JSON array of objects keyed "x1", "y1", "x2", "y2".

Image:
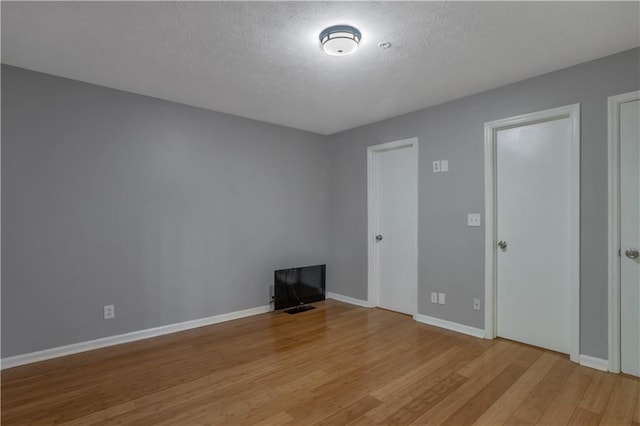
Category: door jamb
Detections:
[
  {"x1": 608, "y1": 90, "x2": 640, "y2": 373},
  {"x1": 484, "y1": 104, "x2": 580, "y2": 363},
  {"x1": 367, "y1": 137, "x2": 419, "y2": 317}
]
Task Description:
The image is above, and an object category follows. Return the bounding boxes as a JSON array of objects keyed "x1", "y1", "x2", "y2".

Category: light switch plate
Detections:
[
  {"x1": 440, "y1": 160, "x2": 449, "y2": 172},
  {"x1": 432, "y1": 161, "x2": 441, "y2": 173},
  {"x1": 467, "y1": 213, "x2": 481, "y2": 227}
]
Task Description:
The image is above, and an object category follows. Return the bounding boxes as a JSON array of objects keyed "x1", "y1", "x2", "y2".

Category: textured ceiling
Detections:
[{"x1": 2, "y1": 2, "x2": 639, "y2": 135}]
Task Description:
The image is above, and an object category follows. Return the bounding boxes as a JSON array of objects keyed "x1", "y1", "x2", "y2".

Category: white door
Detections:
[
  {"x1": 368, "y1": 140, "x2": 417, "y2": 315},
  {"x1": 495, "y1": 115, "x2": 575, "y2": 354},
  {"x1": 620, "y1": 97, "x2": 640, "y2": 376}
]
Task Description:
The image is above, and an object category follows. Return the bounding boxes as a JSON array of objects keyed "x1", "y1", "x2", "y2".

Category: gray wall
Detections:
[
  {"x1": 328, "y1": 48, "x2": 640, "y2": 359},
  {"x1": 3, "y1": 48, "x2": 638, "y2": 360},
  {"x1": 1, "y1": 65, "x2": 330, "y2": 357}
]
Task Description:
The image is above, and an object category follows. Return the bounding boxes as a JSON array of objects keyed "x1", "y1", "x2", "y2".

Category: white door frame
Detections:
[
  {"x1": 367, "y1": 137, "x2": 419, "y2": 317},
  {"x1": 608, "y1": 90, "x2": 640, "y2": 373},
  {"x1": 484, "y1": 104, "x2": 580, "y2": 363}
]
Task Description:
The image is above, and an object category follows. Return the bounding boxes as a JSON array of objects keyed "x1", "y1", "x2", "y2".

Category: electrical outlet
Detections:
[
  {"x1": 467, "y1": 213, "x2": 481, "y2": 227},
  {"x1": 440, "y1": 160, "x2": 449, "y2": 172},
  {"x1": 473, "y1": 298, "x2": 481, "y2": 311},
  {"x1": 438, "y1": 293, "x2": 445, "y2": 305},
  {"x1": 104, "y1": 304, "x2": 115, "y2": 320},
  {"x1": 431, "y1": 292, "x2": 438, "y2": 303},
  {"x1": 432, "y1": 160, "x2": 441, "y2": 173}
]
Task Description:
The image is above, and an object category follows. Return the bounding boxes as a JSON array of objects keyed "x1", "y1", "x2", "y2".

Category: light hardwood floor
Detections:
[{"x1": 2, "y1": 300, "x2": 639, "y2": 425}]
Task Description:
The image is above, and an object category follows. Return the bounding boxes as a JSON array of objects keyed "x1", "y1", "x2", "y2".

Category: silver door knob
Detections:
[
  {"x1": 625, "y1": 249, "x2": 639, "y2": 259},
  {"x1": 375, "y1": 234, "x2": 383, "y2": 242},
  {"x1": 498, "y1": 241, "x2": 507, "y2": 250}
]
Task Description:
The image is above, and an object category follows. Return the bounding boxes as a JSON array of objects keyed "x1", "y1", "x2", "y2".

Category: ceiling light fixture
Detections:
[{"x1": 319, "y1": 25, "x2": 361, "y2": 56}]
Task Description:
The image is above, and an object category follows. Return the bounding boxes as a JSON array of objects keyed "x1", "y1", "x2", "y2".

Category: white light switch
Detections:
[
  {"x1": 467, "y1": 213, "x2": 481, "y2": 227},
  {"x1": 440, "y1": 160, "x2": 449, "y2": 172},
  {"x1": 432, "y1": 161, "x2": 441, "y2": 173}
]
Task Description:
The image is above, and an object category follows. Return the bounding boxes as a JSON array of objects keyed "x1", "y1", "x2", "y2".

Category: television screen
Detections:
[{"x1": 274, "y1": 264, "x2": 326, "y2": 310}]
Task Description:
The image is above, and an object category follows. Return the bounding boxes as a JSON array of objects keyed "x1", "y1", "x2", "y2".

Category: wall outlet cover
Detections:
[
  {"x1": 467, "y1": 213, "x2": 481, "y2": 227},
  {"x1": 104, "y1": 304, "x2": 115, "y2": 320},
  {"x1": 431, "y1": 292, "x2": 438, "y2": 303},
  {"x1": 432, "y1": 160, "x2": 441, "y2": 173},
  {"x1": 473, "y1": 298, "x2": 481, "y2": 311},
  {"x1": 438, "y1": 293, "x2": 445, "y2": 305}
]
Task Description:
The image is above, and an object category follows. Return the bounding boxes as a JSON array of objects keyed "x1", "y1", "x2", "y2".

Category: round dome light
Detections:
[{"x1": 319, "y1": 25, "x2": 361, "y2": 56}]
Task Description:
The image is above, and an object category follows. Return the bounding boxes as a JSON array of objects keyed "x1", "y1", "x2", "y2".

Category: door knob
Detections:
[
  {"x1": 497, "y1": 241, "x2": 507, "y2": 250},
  {"x1": 375, "y1": 234, "x2": 383, "y2": 242},
  {"x1": 625, "y1": 249, "x2": 639, "y2": 259}
]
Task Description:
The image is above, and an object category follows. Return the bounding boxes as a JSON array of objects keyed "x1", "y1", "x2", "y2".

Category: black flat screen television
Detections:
[{"x1": 274, "y1": 264, "x2": 326, "y2": 311}]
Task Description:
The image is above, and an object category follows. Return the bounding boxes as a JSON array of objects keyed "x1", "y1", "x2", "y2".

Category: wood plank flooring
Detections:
[{"x1": 1, "y1": 300, "x2": 638, "y2": 425}]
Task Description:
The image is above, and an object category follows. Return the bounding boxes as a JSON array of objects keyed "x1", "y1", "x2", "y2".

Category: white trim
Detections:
[
  {"x1": 326, "y1": 292, "x2": 370, "y2": 308},
  {"x1": 484, "y1": 104, "x2": 581, "y2": 363},
  {"x1": 1, "y1": 305, "x2": 271, "y2": 370},
  {"x1": 415, "y1": 314, "x2": 485, "y2": 339},
  {"x1": 367, "y1": 137, "x2": 419, "y2": 314},
  {"x1": 579, "y1": 354, "x2": 610, "y2": 372},
  {"x1": 608, "y1": 90, "x2": 640, "y2": 374},
  {"x1": 484, "y1": 121, "x2": 495, "y2": 339}
]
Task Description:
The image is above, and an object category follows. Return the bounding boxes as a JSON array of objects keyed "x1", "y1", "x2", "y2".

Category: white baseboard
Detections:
[
  {"x1": 579, "y1": 354, "x2": 609, "y2": 372},
  {"x1": 1, "y1": 305, "x2": 271, "y2": 370},
  {"x1": 326, "y1": 292, "x2": 370, "y2": 308},
  {"x1": 414, "y1": 314, "x2": 485, "y2": 339}
]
